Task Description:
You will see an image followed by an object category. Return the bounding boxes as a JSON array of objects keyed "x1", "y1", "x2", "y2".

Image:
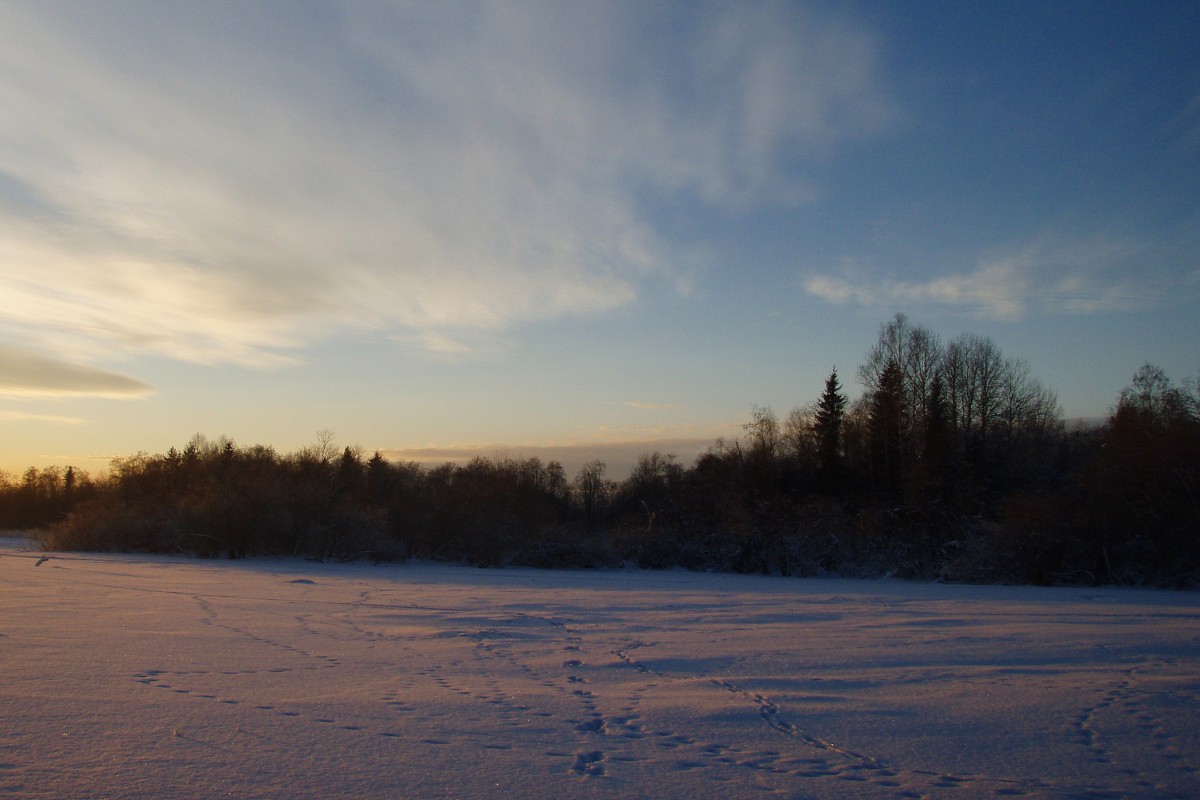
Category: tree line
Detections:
[{"x1": 3, "y1": 314, "x2": 1197, "y2": 586}]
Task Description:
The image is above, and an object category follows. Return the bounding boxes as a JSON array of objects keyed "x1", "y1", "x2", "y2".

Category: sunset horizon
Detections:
[{"x1": 2, "y1": 2, "x2": 1197, "y2": 479}]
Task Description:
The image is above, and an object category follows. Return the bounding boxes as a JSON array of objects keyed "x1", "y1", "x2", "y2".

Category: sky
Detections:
[{"x1": 1, "y1": 1, "x2": 1198, "y2": 479}]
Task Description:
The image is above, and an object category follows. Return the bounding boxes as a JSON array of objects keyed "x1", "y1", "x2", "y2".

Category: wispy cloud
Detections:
[
  {"x1": 0, "y1": 409, "x2": 86, "y2": 425},
  {"x1": 805, "y1": 233, "x2": 1185, "y2": 319},
  {"x1": 804, "y1": 260, "x2": 1029, "y2": 320},
  {"x1": 391, "y1": 331, "x2": 478, "y2": 361},
  {"x1": 0, "y1": 345, "x2": 153, "y2": 399},
  {"x1": 0, "y1": 3, "x2": 893, "y2": 364}
]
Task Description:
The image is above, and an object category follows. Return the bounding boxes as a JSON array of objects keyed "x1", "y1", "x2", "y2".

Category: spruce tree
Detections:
[
  {"x1": 920, "y1": 370, "x2": 953, "y2": 500},
  {"x1": 814, "y1": 368, "x2": 847, "y2": 491},
  {"x1": 869, "y1": 361, "x2": 906, "y2": 504}
]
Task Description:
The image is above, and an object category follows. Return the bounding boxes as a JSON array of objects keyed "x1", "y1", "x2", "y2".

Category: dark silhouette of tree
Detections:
[
  {"x1": 868, "y1": 361, "x2": 906, "y2": 505},
  {"x1": 942, "y1": 332, "x2": 1005, "y2": 455},
  {"x1": 32, "y1": 315, "x2": 1193, "y2": 586},
  {"x1": 1081, "y1": 364, "x2": 1200, "y2": 584},
  {"x1": 364, "y1": 451, "x2": 393, "y2": 506},
  {"x1": 0, "y1": 465, "x2": 89, "y2": 528},
  {"x1": 743, "y1": 405, "x2": 781, "y2": 460},
  {"x1": 611, "y1": 452, "x2": 685, "y2": 568},
  {"x1": 813, "y1": 368, "x2": 847, "y2": 492},
  {"x1": 574, "y1": 460, "x2": 609, "y2": 529},
  {"x1": 741, "y1": 404, "x2": 784, "y2": 508},
  {"x1": 781, "y1": 405, "x2": 817, "y2": 475},
  {"x1": 336, "y1": 446, "x2": 366, "y2": 499},
  {"x1": 859, "y1": 314, "x2": 942, "y2": 448},
  {"x1": 919, "y1": 370, "x2": 953, "y2": 500}
]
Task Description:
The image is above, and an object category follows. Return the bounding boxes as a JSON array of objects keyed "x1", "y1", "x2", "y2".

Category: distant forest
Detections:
[{"x1": 4, "y1": 315, "x2": 1197, "y2": 587}]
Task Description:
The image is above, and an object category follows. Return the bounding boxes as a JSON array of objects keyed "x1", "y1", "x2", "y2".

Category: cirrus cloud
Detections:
[
  {"x1": 0, "y1": 2, "x2": 894, "y2": 366},
  {"x1": 0, "y1": 410, "x2": 86, "y2": 425},
  {"x1": 0, "y1": 345, "x2": 152, "y2": 399},
  {"x1": 804, "y1": 232, "x2": 1187, "y2": 320}
]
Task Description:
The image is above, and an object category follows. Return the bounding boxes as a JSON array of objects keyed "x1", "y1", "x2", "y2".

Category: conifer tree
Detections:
[
  {"x1": 869, "y1": 361, "x2": 906, "y2": 504},
  {"x1": 920, "y1": 370, "x2": 952, "y2": 500},
  {"x1": 814, "y1": 368, "x2": 847, "y2": 491}
]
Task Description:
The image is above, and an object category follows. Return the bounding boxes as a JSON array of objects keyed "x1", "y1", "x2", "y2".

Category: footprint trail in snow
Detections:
[{"x1": 2, "y1": 543, "x2": 1198, "y2": 800}]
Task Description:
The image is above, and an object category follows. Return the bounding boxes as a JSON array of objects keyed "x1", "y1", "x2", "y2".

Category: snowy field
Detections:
[{"x1": 2, "y1": 537, "x2": 1198, "y2": 800}]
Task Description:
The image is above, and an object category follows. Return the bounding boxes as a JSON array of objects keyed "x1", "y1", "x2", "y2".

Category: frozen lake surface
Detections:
[{"x1": 2, "y1": 537, "x2": 1198, "y2": 799}]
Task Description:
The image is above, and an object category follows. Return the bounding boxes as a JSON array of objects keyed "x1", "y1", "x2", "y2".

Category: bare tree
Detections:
[
  {"x1": 997, "y1": 357, "x2": 1061, "y2": 445},
  {"x1": 743, "y1": 405, "x2": 781, "y2": 460},
  {"x1": 574, "y1": 460, "x2": 609, "y2": 526},
  {"x1": 1118, "y1": 363, "x2": 1197, "y2": 426},
  {"x1": 782, "y1": 404, "x2": 818, "y2": 468},
  {"x1": 312, "y1": 429, "x2": 338, "y2": 464},
  {"x1": 858, "y1": 313, "x2": 943, "y2": 446},
  {"x1": 942, "y1": 332, "x2": 1004, "y2": 444}
]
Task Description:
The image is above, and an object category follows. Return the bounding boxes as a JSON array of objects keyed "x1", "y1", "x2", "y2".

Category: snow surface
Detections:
[{"x1": 2, "y1": 537, "x2": 1198, "y2": 800}]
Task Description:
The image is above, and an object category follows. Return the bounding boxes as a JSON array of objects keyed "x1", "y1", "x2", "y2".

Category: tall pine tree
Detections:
[
  {"x1": 920, "y1": 370, "x2": 952, "y2": 500},
  {"x1": 869, "y1": 361, "x2": 906, "y2": 505},
  {"x1": 814, "y1": 368, "x2": 847, "y2": 492}
]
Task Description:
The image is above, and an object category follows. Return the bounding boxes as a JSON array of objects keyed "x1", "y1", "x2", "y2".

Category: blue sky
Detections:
[{"x1": 1, "y1": 1, "x2": 1198, "y2": 478}]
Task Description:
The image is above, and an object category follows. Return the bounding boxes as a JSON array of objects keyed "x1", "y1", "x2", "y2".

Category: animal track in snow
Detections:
[
  {"x1": 1067, "y1": 658, "x2": 1200, "y2": 791},
  {"x1": 572, "y1": 750, "x2": 605, "y2": 776}
]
